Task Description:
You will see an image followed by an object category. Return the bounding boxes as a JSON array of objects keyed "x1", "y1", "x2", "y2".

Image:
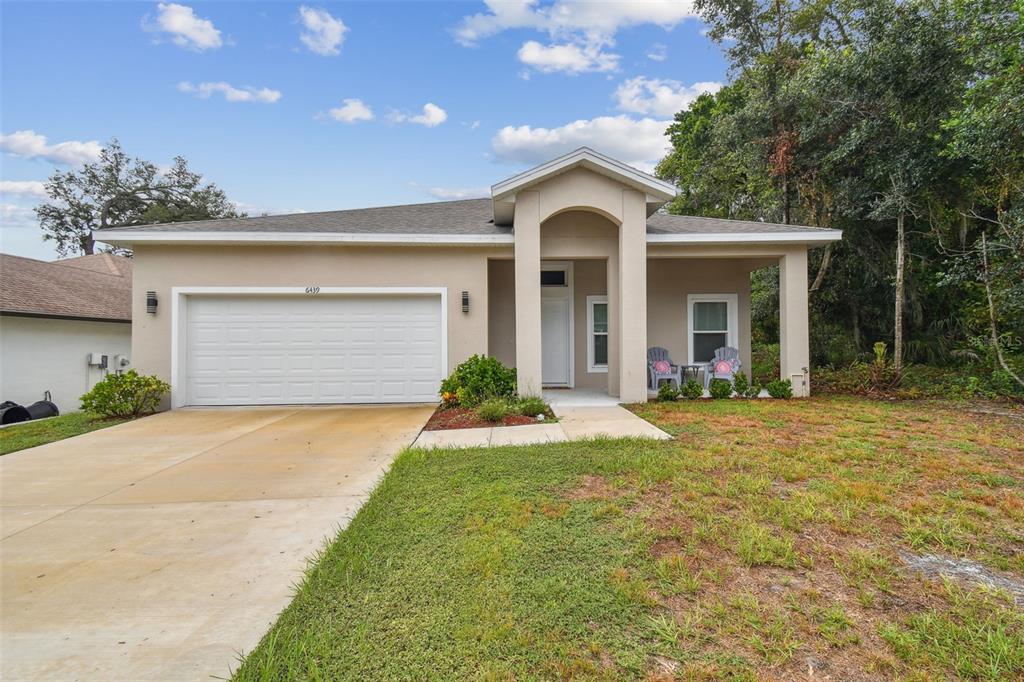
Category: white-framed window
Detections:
[
  {"x1": 587, "y1": 295, "x2": 609, "y2": 373},
  {"x1": 687, "y1": 294, "x2": 738, "y2": 364}
]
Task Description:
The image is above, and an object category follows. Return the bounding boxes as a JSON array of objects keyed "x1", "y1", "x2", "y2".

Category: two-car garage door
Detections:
[{"x1": 184, "y1": 294, "x2": 443, "y2": 406}]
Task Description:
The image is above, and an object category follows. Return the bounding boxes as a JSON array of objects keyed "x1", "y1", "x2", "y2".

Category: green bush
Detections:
[
  {"x1": 476, "y1": 398, "x2": 510, "y2": 422},
  {"x1": 765, "y1": 378, "x2": 793, "y2": 399},
  {"x1": 680, "y1": 379, "x2": 703, "y2": 400},
  {"x1": 744, "y1": 382, "x2": 762, "y2": 399},
  {"x1": 709, "y1": 378, "x2": 733, "y2": 399},
  {"x1": 80, "y1": 370, "x2": 169, "y2": 418},
  {"x1": 514, "y1": 396, "x2": 548, "y2": 417},
  {"x1": 657, "y1": 382, "x2": 680, "y2": 401},
  {"x1": 733, "y1": 371, "x2": 749, "y2": 396},
  {"x1": 439, "y1": 355, "x2": 517, "y2": 407}
]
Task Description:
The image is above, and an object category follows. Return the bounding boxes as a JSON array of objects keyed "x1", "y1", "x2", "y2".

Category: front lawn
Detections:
[
  {"x1": 235, "y1": 397, "x2": 1024, "y2": 680},
  {"x1": 0, "y1": 412, "x2": 130, "y2": 455}
]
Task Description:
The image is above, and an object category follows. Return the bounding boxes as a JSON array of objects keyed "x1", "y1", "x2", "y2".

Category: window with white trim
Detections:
[
  {"x1": 687, "y1": 294, "x2": 738, "y2": 364},
  {"x1": 587, "y1": 295, "x2": 608, "y2": 373}
]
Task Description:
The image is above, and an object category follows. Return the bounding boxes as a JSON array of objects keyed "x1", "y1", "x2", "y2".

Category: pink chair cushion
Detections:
[
  {"x1": 652, "y1": 360, "x2": 671, "y2": 374},
  {"x1": 714, "y1": 360, "x2": 733, "y2": 374}
]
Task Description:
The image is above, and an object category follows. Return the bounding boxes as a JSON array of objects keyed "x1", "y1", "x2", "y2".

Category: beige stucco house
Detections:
[{"x1": 97, "y1": 148, "x2": 841, "y2": 408}]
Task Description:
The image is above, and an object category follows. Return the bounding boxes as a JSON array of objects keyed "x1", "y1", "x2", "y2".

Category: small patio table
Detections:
[{"x1": 680, "y1": 364, "x2": 706, "y2": 383}]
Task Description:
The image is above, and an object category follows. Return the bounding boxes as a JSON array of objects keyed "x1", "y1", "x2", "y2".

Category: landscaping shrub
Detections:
[
  {"x1": 744, "y1": 382, "x2": 762, "y2": 399},
  {"x1": 657, "y1": 382, "x2": 680, "y2": 402},
  {"x1": 680, "y1": 379, "x2": 703, "y2": 400},
  {"x1": 709, "y1": 378, "x2": 733, "y2": 399},
  {"x1": 514, "y1": 396, "x2": 547, "y2": 418},
  {"x1": 869, "y1": 342, "x2": 902, "y2": 392},
  {"x1": 765, "y1": 378, "x2": 793, "y2": 399},
  {"x1": 732, "y1": 371, "x2": 749, "y2": 396},
  {"x1": 815, "y1": 362, "x2": 1024, "y2": 401},
  {"x1": 80, "y1": 370, "x2": 169, "y2": 418},
  {"x1": 476, "y1": 397, "x2": 510, "y2": 422},
  {"x1": 439, "y1": 355, "x2": 516, "y2": 407}
]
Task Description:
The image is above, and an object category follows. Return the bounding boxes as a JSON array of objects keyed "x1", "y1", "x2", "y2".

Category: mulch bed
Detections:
[{"x1": 424, "y1": 407, "x2": 544, "y2": 431}]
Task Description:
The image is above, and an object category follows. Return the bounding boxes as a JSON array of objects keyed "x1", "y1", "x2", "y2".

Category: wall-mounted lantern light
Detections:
[
  {"x1": 146, "y1": 291, "x2": 158, "y2": 314},
  {"x1": 461, "y1": 290, "x2": 470, "y2": 313}
]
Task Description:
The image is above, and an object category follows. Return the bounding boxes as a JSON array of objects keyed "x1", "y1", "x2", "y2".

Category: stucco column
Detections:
[
  {"x1": 779, "y1": 247, "x2": 810, "y2": 397},
  {"x1": 606, "y1": 252, "x2": 620, "y2": 397},
  {"x1": 513, "y1": 191, "x2": 543, "y2": 396},
  {"x1": 618, "y1": 189, "x2": 648, "y2": 402}
]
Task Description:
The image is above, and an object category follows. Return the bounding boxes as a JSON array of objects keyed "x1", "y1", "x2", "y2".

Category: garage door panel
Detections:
[{"x1": 185, "y1": 294, "x2": 443, "y2": 405}]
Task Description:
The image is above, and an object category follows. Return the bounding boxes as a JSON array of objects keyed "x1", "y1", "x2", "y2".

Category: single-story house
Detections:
[
  {"x1": 96, "y1": 148, "x2": 841, "y2": 408},
  {"x1": 0, "y1": 253, "x2": 133, "y2": 412}
]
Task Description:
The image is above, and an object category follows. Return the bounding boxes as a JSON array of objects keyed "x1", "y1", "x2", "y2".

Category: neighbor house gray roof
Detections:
[
  {"x1": 96, "y1": 198, "x2": 834, "y2": 237},
  {"x1": 0, "y1": 253, "x2": 133, "y2": 321}
]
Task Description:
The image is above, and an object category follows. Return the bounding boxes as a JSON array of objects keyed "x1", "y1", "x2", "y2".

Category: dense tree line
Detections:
[{"x1": 657, "y1": 0, "x2": 1022, "y2": 390}]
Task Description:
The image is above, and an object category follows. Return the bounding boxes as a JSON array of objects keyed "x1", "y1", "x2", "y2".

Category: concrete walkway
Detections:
[
  {"x1": 0, "y1": 405, "x2": 432, "y2": 681},
  {"x1": 412, "y1": 400, "x2": 670, "y2": 449}
]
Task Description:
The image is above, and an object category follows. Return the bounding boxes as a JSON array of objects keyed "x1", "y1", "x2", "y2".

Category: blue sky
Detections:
[{"x1": 1, "y1": 1, "x2": 727, "y2": 259}]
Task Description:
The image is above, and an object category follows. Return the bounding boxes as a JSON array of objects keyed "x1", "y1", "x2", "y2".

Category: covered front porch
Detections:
[{"x1": 487, "y1": 248, "x2": 812, "y2": 402}]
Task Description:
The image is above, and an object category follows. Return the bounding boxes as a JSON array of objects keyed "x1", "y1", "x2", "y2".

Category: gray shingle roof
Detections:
[
  {"x1": 646, "y1": 212, "x2": 830, "y2": 234},
  {"x1": 95, "y1": 198, "x2": 834, "y2": 236},
  {"x1": 0, "y1": 253, "x2": 132, "y2": 321},
  {"x1": 99, "y1": 199, "x2": 509, "y2": 235}
]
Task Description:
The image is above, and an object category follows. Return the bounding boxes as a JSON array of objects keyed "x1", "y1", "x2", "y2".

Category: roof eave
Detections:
[
  {"x1": 95, "y1": 231, "x2": 516, "y2": 247},
  {"x1": 646, "y1": 230, "x2": 843, "y2": 246}
]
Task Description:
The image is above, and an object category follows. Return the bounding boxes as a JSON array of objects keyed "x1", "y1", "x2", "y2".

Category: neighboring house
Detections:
[
  {"x1": 97, "y1": 148, "x2": 841, "y2": 408},
  {"x1": 0, "y1": 253, "x2": 133, "y2": 413}
]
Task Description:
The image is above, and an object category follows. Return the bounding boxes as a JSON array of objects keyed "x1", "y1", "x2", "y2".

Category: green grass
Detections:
[
  {"x1": 235, "y1": 397, "x2": 1024, "y2": 680},
  {"x1": 0, "y1": 412, "x2": 129, "y2": 455}
]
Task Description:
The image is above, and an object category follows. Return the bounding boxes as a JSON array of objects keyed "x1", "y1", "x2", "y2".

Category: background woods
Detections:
[{"x1": 658, "y1": 0, "x2": 1024, "y2": 396}]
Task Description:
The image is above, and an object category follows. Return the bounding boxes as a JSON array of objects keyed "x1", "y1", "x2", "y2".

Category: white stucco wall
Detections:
[{"x1": 0, "y1": 316, "x2": 131, "y2": 413}]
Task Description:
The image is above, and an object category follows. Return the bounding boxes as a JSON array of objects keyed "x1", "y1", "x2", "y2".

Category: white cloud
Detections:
[
  {"x1": 326, "y1": 98, "x2": 374, "y2": 123},
  {"x1": 517, "y1": 40, "x2": 618, "y2": 74},
  {"x1": 390, "y1": 103, "x2": 448, "y2": 127},
  {"x1": 178, "y1": 81, "x2": 282, "y2": 103},
  {"x1": 646, "y1": 43, "x2": 668, "y2": 61},
  {"x1": 492, "y1": 115, "x2": 672, "y2": 172},
  {"x1": 614, "y1": 76, "x2": 722, "y2": 117},
  {"x1": 427, "y1": 186, "x2": 490, "y2": 200},
  {"x1": 0, "y1": 130, "x2": 102, "y2": 165},
  {"x1": 146, "y1": 3, "x2": 222, "y2": 51},
  {"x1": 454, "y1": 0, "x2": 696, "y2": 46},
  {"x1": 298, "y1": 6, "x2": 347, "y2": 56},
  {"x1": 0, "y1": 180, "x2": 48, "y2": 198}
]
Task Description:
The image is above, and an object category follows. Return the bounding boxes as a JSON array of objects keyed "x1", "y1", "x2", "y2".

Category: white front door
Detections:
[
  {"x1": 540, "y1": 263, "x2": 573, "y2": 387},
  {"x1": 541, "y1": 297, "x2": 571, "y2": 385}
]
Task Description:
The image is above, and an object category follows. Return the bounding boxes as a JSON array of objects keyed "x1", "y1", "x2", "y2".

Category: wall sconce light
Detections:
[
  {"x1": 461, "y1": 290, "x2": 470, "y2": 313},
  {"x1": 146, "y1": 291, "x2": 158, "y2": 314}
]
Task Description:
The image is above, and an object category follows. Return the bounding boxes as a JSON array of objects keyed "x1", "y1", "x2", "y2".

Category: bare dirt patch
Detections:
[{"x1": 565, "y1": 474, "x2": 620, "y2": 501}]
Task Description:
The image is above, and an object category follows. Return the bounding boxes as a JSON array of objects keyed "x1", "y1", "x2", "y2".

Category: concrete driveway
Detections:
[{"x1": 0, "y1": 405, "x2": 432, "y2": 681}]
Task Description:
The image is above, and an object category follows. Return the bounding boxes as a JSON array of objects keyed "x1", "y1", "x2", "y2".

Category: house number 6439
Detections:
[{"x1": 305, "y1": 286, "x2": 321, "y2": 294}]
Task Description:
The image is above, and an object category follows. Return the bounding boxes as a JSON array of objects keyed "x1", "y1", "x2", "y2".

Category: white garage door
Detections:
[{"x1": 184, "y1": 294, "x2": 443, "y2": 405}]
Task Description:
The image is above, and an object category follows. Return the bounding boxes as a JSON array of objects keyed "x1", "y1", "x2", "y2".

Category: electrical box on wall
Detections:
[
  {"x1": 113, "y1": 354, "x2": 131, "y2": 370},
  {"x1": 87, "y1": 353, "x2": 108, "y2": 369}
]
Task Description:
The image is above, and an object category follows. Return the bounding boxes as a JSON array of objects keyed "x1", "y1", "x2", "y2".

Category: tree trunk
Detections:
[
  {"x1": 782, "y1": 174, "x2": 791, "y2": 225},
  {"x1": 893, "y1": 213, "x2": 905, "y2": 373},
  {"x1": 981, "y1": 232, "x2": 1024, "y2": 388},
  {"x1": 80, "y1": 232, "x2": 95, "y2": 255},
  {"x1": 810, "y1": 242, "x2": 833, "y2": 292},
  {"x1": 851, "y1": 305, "x2": 861, "y2": 351}
]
